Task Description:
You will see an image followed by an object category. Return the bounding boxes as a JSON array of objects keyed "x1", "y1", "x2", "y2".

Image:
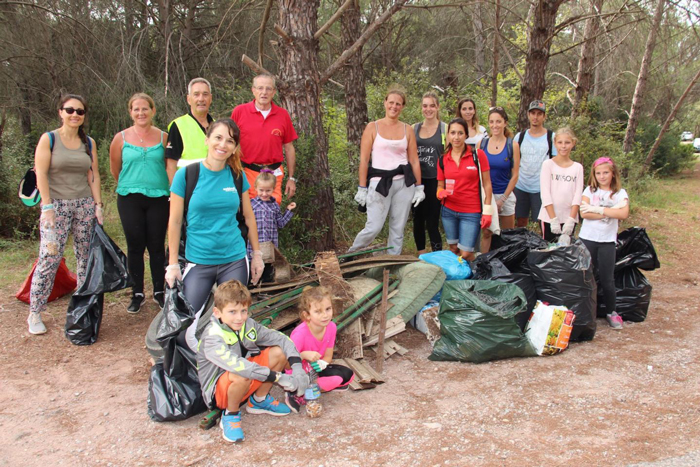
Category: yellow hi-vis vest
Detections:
[{"x1": 168, "y1": 114, "x2": 208, "y2": 168}]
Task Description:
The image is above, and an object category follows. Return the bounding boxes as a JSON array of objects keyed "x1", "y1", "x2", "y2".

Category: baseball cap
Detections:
[{"x1": 528, "y1": 100, "x2": 546, "y2": 113}]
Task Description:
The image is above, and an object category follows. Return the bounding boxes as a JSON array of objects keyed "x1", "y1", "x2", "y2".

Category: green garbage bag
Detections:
[{"x1": 429, "y1": 280, "x2": 537, "y2": 363}]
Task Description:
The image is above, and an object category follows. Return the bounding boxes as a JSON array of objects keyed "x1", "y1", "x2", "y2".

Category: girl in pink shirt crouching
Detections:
[{"x1": 286, "y1": 286, "x2": 354, "y2": 412}]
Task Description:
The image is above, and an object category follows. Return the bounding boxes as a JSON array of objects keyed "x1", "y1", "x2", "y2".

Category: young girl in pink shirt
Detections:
[
  {"x1": 538, "y1": 127, "x2": 584, "y2": 241},
  {"x1": 286, "y1": 286, "x2": 354, "y2": 412}
]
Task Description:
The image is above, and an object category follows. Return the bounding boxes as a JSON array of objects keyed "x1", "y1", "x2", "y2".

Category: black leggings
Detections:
[
  {"x1": 412, "y1": 178, "x2": 442, "y2": 251},
  {"x1": 317, "y1": 364, "x2": 354, "y2": 391},
  {"x1": 117, "y1": 193, "x2": 169, "y2": 294},
  {"x1": 581, "y1": 238, "x2": 616, "y2": 314}
]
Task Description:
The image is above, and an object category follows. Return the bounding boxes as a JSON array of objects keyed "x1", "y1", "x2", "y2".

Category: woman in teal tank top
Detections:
[{"x1": 109, "y1": 93, "x2": 170, "y2": 313}]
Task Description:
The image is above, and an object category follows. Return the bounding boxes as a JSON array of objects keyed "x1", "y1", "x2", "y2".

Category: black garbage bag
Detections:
[
  {"x1": 471, "y1": 256, "x2": 510, "y2": 280},
  {"x1": 429, "y1": 280, "x2": 536, "y2": 363},
  {"x1": 614, "y1": 227, "x2": 660, "y2": 272},
  {"x1": 491, "y1": 228, "x2": 548, "y2": 252},
  {"x1": 527, "y1": 242, "x2": 597, "y2": 342},
  {"x1": 147, "y1": 282, "x2": 207, "y2": 421},
  {"x1": 492, "y1": 269, "x2": 537, "y2": 331},
  {"x1": 597, "y1": 267, "x2": 652, "y2": 322},
  {"x1": 65, "y1": 224, "x2": 133, "y2": 345}
]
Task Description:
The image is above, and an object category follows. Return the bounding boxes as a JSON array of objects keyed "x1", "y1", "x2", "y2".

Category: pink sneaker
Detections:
[{"x1": 606, "y1": 311, "x2": 623, "y2": 330}]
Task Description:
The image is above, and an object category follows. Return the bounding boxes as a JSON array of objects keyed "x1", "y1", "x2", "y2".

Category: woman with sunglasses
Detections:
[
  {"x1": 109, "y1": 93, "x2": 170, "y2": 313},
  {"x1": 28, "y1": 94, "x2": 103, "y2": 335},
  {"x1": 479, "y1": 107, "x2": 520, "y2": 252}
]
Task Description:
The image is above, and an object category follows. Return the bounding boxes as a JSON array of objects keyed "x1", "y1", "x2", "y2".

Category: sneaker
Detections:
[
  {"x1": 330, "y1": 384, "x2": 350, "y2": 393},
  {"x1": 220, "y1": 411, "x2": 244, "y2": 443},
  {"x1": 246, "y1": 394, "x2": 291, "y2": 416},
  {"x1": 153, "y1": 291, "x2": 165, "y2": 309},
  {"x1": 285, "y1": 391, "x2": 305, "y2": 413},
  {"x1": 606, "y1": 311, "x2": 623, "y2": 330},
  {"x1": 27, "y1": 313, "x2": 47, "y2": 335},
  {"x1": 127, "y1": 293, "x2": 145, "y2": 314}
]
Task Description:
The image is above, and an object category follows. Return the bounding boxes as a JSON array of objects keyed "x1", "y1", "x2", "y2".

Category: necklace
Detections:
[
  {"x1": 491, "y1": 136, "x2": 506, "y2": 151},
  {"x1": 133, "y1": 126, "x2": 150, "y2": 144}
]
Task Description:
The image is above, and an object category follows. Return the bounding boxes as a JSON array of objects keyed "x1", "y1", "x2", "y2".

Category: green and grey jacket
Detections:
[{"x1": 197, "y1": 316, "x2": 301, "y2": 408}]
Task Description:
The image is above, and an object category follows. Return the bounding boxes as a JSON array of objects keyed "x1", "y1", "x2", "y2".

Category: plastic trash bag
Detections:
[
  {"x1": 525, "y1": 301, "x2": 575, "y2": 356},
  {"x1": 429, "y1": 281, "x2": 536, "y2": 363},
  {"x1": 491, "y1": 268, "x2": 537, "y2": 331},
  {"x1": 147, "y1": 282, "x2": 207, "y2": 421},
  {"x1": 470, "y1": 256, "x2": 510, "y2": 280},
  {"x1": 597, "y1": 267, "x2": 652, "y2": 322},
  {"x1": 419, "y1": 251, "x2": 471, "y2": 280},
  {"x1": 491, "y1": 228, "x2": 548, "y2": 252},
  {"x1": 16, "y1": 257, "x2": 77, "y2": 304},
  {"x1": 527, "y1": 241, "x2": 597, "y2": 342},
  {"x1": 614, "y1": 227, "x2": 660, "y2": 272},
  {"x1": 65, "y1": 225, "x2": 133, "y2": 345}
]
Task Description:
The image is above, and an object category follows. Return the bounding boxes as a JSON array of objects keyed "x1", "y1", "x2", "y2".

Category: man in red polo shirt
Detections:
[{"x1": 231, "y1": 73, "x2": 298, "y2": 204}]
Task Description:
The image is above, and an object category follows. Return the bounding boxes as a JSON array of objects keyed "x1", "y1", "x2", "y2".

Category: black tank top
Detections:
[{"x1": 414, "y1": 122, "x2": 444, "y2": 180}]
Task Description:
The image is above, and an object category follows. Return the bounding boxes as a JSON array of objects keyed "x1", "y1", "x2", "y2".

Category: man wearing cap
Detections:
[
  {"x1": 165, "y1": 77, "x2": 214, "y2": 182},
  {"x1": 231, "y1": 73, "x2": 298, "y2": 204},
  {"x1": 514, "y1": 100, "x2": 557, "y2": 228}
]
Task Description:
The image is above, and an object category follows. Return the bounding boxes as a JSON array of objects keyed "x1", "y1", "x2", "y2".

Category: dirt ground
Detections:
[{"x1": 1, "y1": 168, "x2": 699, "y2": 467}]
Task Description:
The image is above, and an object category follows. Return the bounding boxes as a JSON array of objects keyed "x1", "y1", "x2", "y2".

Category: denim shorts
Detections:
[{"x1": 441, "y1": 206, "x2": 481, "y2": 252}]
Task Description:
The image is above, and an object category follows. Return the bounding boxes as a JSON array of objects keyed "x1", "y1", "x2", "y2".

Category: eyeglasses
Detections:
[
  {"x1": 254, "y1": 86, "x2": 274, "y2": 92},
  {"x1": 62, "y1": 107, "x2": 86, "y2": 116}
]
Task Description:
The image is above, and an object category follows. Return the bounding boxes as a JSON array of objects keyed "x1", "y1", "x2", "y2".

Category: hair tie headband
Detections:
[
  {"x1": 260, "y1": 169, "x2": 274, "y2": 174},
  {"x1": 593, "y1": 157, "x2": 613, "y2": 168}
]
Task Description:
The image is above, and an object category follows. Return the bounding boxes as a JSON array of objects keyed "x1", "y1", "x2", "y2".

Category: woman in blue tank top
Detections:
[
  {"x1": 480, "y1": 107, "x2": 520, "y2": 252},
  {"x1": 109, "y1": 93, "x2": 170, "y2": 313}
]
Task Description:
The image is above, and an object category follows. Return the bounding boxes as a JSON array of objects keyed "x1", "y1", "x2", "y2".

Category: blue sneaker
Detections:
[
  {"x1": 220, "y1": 411, "x2": 244, "y2": 443},
  {"x1": 246, "y1": 394, "x2": 291, "y2": 416}
]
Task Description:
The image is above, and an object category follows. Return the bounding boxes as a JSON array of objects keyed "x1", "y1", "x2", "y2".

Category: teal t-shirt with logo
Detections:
[{"x1": 171, "y1": 162, "x2": 250, "y2": 265}]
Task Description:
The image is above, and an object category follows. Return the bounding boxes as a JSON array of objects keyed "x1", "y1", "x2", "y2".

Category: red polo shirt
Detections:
[
  {"x1": 231, "y1": 101, "x2": 298, "y2": 165},
  {"x1": 437, "y1": 147, "x2": 490, "y2": 213}
]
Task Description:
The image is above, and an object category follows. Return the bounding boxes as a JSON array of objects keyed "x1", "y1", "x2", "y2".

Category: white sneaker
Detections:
[{"x1": 28, "y1": 313, "x2": 47, "y2": 335}]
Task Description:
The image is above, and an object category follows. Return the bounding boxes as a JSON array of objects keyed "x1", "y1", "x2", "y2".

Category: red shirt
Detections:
[
  {"x1": 231, "y1": 101, "x2": 298, "y2": 165},
  {"x1": 437, "y1": 147, "x2": 490, "y2": 213}
]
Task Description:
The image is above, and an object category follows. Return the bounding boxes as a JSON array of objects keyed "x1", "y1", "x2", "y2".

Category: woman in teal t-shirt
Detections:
[
  {"x1": 109, "y1": 93, "x2": 170, "y2": 313},
  {"x1": 166, "y1": 119, "x2": 264, "y2": 351}
]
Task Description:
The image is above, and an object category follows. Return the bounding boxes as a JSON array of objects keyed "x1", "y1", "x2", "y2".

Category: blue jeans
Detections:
[{"x1": 441, "y1": 206, "x2": 481, "y2": 252}]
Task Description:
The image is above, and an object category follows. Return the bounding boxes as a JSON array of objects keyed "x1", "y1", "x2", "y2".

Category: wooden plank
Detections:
[
  {"x1": 386, "y1": 339, "x2": 408, "y2": 356},
  {"x1": 269, "y1": 309, "x2": 299, "y2": 331},
  {"x1": 375, "y1": 269, "x2": 390, "y2": 374},
  {"x1": 343, "y1": 358, "x2": 374, "y2": 384},
  {"x1": 357, "y1": 359, "x2": 385, "y2": 384},
  {"x1": 259, "y1": 241, "x2": 276, "y2": 263},
  {"x1": 363, "y1": 317, "x2": 405, "y2": 346},
  {"x1": 336, "y1": 319, "x2": 363, "y2": 360}
]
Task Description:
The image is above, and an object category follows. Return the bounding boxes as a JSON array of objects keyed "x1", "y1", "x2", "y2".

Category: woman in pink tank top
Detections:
[{"x1": 349, "y1": 88, "x2": 425, "y2": 256}]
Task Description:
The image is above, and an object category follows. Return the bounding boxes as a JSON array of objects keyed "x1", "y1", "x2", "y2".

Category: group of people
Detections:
[{"x1": 350, "y1": 89, "x2": 630, "y2": 329}]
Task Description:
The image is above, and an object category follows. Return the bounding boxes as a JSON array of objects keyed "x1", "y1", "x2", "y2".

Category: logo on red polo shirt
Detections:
[{"x1": 271, "y1": 129, "x2": 282, "y2": 137}]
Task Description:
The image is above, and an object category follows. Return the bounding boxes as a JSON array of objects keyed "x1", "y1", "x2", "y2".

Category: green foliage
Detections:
[
  {"x1": 635, "y1": 120, "x2": 697, "y2": 176},
  {"x1": 0, "y1": 120, "x2": 39, "y2": 238}
]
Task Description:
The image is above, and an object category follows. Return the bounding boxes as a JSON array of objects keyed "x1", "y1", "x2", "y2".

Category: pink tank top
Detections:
[{"x1": 370, "y1": 121, "x2": 408, "y2": 181}]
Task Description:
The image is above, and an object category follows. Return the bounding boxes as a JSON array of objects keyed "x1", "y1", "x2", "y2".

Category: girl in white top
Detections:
[
  {"x1": 579, "y1": 157, "x2": 630, "y2": 329},
  {"x1": 456, "y1": 97, "x2": 487, "y2": 147}
]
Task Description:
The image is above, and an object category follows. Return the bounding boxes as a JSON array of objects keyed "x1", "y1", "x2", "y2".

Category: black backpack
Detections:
[
  {"x1": 18, "y1": 132, "x2": 93, "y2": 207},
  {"x1": 517, "y1": 129, "x2": 553, "y2": 158},
  {"x1": 182, "y1": 163, "x2": 248, "y2": 245}
]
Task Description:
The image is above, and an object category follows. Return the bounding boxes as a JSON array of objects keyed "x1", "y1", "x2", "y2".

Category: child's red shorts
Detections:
[{"x1": 214, "y1": 347, "x2": 272, "y2": 410}]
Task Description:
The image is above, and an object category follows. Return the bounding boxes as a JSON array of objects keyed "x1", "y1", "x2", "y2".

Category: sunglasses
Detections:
[
  {"x1": 489, "y1": 106, "x2": 505, "y2": 111},
  {"x1": 62, "y1": 107, "x2": 86, "y2": 116}
]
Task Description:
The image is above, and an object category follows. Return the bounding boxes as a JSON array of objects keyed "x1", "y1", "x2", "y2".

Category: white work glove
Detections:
[
  {"x1": 562, "y1": 216, "x2": 577, "y2": 236},
  {"x1": 611, "y1": 199, "x2": 628, "y2": 209},
  {"x1": 549, "y1": 217, "x2": 562, "y2": 235},
  {"x1": 354, "y1": 186, "x2": 368, "y2": 206},
  {"x1": 277, "y1": 373, "x2": 297, "y2": 393},
  {"x1": 95, "y1": 205, "x2": 104, "y2": 225},
  {"x1": 40, "y1": 207, "x2": 56, "y2": 229},
  {"x1": 316, "y1": 359, "x2": 329, "y2": 371},
  {"x1": 580, "y1": 202, "x2": 605, "y2": 215},
  {"x1": 291, "y1": 362, "x2": 310, "y2": 396},
  {"x1": 165, "y1": 264, "x2": 182, "y2": 288},
  {"x1": 250, "y1": 250, "x2": 264, "y2": 285},
  {"x1": 412, "y1": 184, "x2": 425, "y2": 207}
]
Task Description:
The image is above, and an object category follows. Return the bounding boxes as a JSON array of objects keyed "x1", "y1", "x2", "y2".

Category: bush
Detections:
[{"x1": 636, "y1": 119, "x2": 696, "y2": 176}]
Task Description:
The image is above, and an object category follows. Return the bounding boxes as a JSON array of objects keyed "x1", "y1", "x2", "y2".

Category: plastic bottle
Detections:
[
  {"x1": 304, "y1": 369, "x2": 323, "y2": 418},
  {"x1": 44, "y1": 224, "x2": 59, "y2": 256},
  {"x1": 557, "y1": 234, "x2": 571, "y2": 247}
]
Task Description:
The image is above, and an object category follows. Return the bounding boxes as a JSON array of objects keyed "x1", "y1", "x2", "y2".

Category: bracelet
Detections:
[
  {"x1": 166, "y1": 264, "x2": 180, "y2": 271},
  {"x1": 41, "y1": 204, "x2": 54, "y2": 212},
  {"x1": 288, "y1": 177, "x2": 297, "y2": 182},
  {"x1": 95, "y1": 202, "x2": 104, "y2": 208}
]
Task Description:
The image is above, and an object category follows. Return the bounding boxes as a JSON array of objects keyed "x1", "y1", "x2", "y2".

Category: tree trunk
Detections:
[
  {"x1": 517, "y1": 0, "x2": 568, "y2": 132},
  {"x1": 571, "y1": 0, "x2": 604, "y2": 119},
  {"x1": 622, "y1": 0, "x2": 665, "y2": 153},
  {"x1": 277, "y1": 0, "x2": 334, "y2": 251},
  {"x1": 341, "y1": 0, "x2": 367, "y2": 162},
  {"x1": 473, "y1": 2, "x2": 486, "y2": 80},
  {"x1": 643, "y1": 66, "x2": 700, "y2": 173},
  {"x1": 490, "y1": 0, "x2": 501, "y2": 107}
]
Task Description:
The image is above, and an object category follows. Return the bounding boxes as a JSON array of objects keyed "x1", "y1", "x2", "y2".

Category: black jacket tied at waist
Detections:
[{"x1": 366, "y1": 164, "x2": 416, "y2": 197}]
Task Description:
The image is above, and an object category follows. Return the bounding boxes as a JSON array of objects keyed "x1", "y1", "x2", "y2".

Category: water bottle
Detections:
[
  {"x1": 44, "y1": 225, "x2": 59, "y2": 256},
  {"x1": 557, "y1": 234, "x2": 571, "y2": 247},
  {"x1": 304, "y1": 369, "x2": 323, "y2": 418}
]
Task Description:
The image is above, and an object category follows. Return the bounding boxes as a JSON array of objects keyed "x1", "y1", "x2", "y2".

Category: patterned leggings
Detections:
[{"x1": 30, "y1": 197, "x2": 95, "y2": 314}]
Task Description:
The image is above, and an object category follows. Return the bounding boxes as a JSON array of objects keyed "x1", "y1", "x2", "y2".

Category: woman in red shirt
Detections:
[{"x1": 437, "y1": 118, "x2": 493, "y2": 260}]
